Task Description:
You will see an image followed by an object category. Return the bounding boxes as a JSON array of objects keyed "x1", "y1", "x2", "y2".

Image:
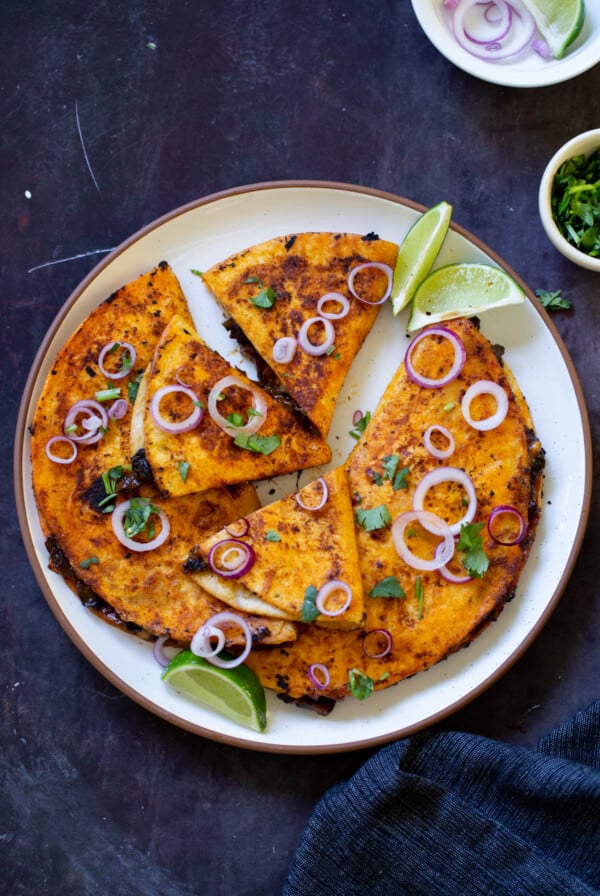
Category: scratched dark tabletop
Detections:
[{"x1": 2, "y1": 3, "x2": 598, "y2": 894}]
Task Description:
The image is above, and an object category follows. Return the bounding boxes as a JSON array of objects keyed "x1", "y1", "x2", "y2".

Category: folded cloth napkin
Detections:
[{"x1": 283, "y1": 700, "x2": 600, "y2": 896}]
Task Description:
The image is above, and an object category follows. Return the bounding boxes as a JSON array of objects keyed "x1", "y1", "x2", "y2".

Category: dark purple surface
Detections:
[{"x1": 2, "y1": 3, "x2": 598, "y2": 894}]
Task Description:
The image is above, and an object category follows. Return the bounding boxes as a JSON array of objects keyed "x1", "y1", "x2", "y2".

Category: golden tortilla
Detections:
[{"x1": 201, "y1": 232, "x2": 399, "y2": 438}]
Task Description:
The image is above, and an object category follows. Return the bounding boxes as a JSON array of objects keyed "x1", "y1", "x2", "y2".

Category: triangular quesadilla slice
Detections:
[
  {"x1": 201, "y1": 232, "x2": 399, "y2": 438},
  {"x1": 188, "y1": 466, "x2": 365, "y2": 630},
  {"x1": 134, "y1": 314, "x2": 331, "y2": 497}
]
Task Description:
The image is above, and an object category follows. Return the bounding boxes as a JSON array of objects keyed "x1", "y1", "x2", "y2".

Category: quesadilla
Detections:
[
  {"x1": 201, "y1": 232, "x2": 399, "y2": 438},
  {"x1": 30, "y1": 264, "x2": 297, "y2": 646},
  {"x1": 244, "y1": 318, "x2": 544, "y2": 702},
  {"x1": 189, "y1": 466, "x2": 366, "y2": 630},
  {"x1": 133, "y1": 315, "x2": 331, "y2": 497}
]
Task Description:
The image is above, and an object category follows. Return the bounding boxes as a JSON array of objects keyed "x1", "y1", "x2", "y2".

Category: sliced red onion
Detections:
[
  {"x1": 45, "y1": 435, "x2": 78, "y2": 464},
  {"x1": 405, "y1": 327, "x2": 466, "y2": 389},
  {"x1": 98, "y1": 341, "x2": 137, "y2": 380},
  {"x1": 352, "y1": 409, "x2": 364, "y2": 426},
  {"x1": 462, "y1": 0, "x2": 512, "y2": 45},
  {"x1": 207, "y1": 375, "x2": 267, "y2": 436},
  {"x1": 175, "y1": 365, "x2": 195, "y2": 388},
  {"x1": 150, "y1": 384, "x2": 204, "y2": 434},
  {"x1": 272, "y1": 336, "x2": 297, "y2": 364},
  {"x1": 315, "y1": 580, "x2": 352, "y2": 617},
  {"x1": 153, "y1": 635, "x2": 172, "y2": 668},
  {"x1": 391, "y1": 510, "x2": 455, "y2": 571},
  {"x1": 363, "y1": 628, "x2": 393, "y2": 659},
  {"x1": 297, "y1": 316, "x2": 335, "y2": 357},
  {"x1": 435, "y1": 541, "x2": 472, "y2": 584},
  {"x1": 461, "y1": 380, "x2": 509, "y2": 431},
  {"x1": 347, "y1": 262, "x2": 393, "y2": 305},
  {"x1": 532, "y1": 37, "x2": 553, "y2": 58},
  {"x1": 412, "y1": 467, "x2": 477, "y2": 536},
  {"x1": 317, "y1": 292, "x2": 350, "y2": 320},
  {"x1": 487, "y1": 504, "x2": 527, "y2": 545},
  {"x1": 207, "y1": 538, "x2": 256, "y2": 579},
  {"x1": 108, "y1": 398, "x2": 128, "y2": 420},
  {"x1": 423, "y1": 424, "x2": 455, "y2": 460},
  {"x1": 63, "y1": 399, "x2": 108, "y2": 444},
  {"x1": 191, "y1": 611, "x2": 253, "y2": 669},
  {"x1": 450, "y1": 0, "x2": 537, "y2": 61},
  {"x1": 111, "y1": 500, "x2": 170, "y2": 552},
  {"x1": 225, "y1": 518, "x2": 250, "y2": 538},
  {"x1": 308, "y1": 663, "x2": 331, "y2": 690},
  {"x1": 295, "y1": 477, "x2": 329, "y2": 512},
  {"x1": 190, "y1": 624, "x2": 227, "y2": 659}
]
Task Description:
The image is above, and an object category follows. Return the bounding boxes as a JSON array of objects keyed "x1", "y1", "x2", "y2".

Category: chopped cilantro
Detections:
[
  {"x1": 535, "y1": 288, "x2": 573, "y2": 311},
  {"x1": 368, "y1": 575, "x2": 405, "y2": 599},
  {"x1": 191, "y1": 269, "x2": 203, "y2": 277},
  {"x1": 80, "y1": 556, "x2": 99, "y2": 569},
  {"x1": 379, "y1": 672, "x2": 390, "y2": 682},
  {"x1": 245, "y1": 276, "x2": 262, "y2": 285},
  {"x1": 128, "y1": 371, "x2": 144, "y2": 404},
  {"x1": 551, "y1": 150, "x2": 600, "y2": 258},
  {"x1": 226, "y1": 412, "x2": 245, "y2": 428},
  {"x1": 381, "y1": 455, "x2": 409, "y2": 491},
  {"x1": 355, "y1": 504, "x2": 391, "y2": 532},
  {"x1": 457, "y1": 521, "x2": 489, "y2": 578},
  {"x1": 233, "y1": 432, "x2": 281, "y2": 455},
  {"x1": 250, "y1": 285, "x2": 278, "y2": 308},
  {"x1": 95, "y1": 387, "x2": 121, "y2": 402},
  {"x1": 348, "y1": 668, "x2": 374, "y2": 700},
  {"x1": 265, "y1": 530, "x2": 281, "y2": 542},
  {"x1": 301, "y1": 585, "x2": 319, "y2": 622},
  {"x1": 123, "y1": 497, "x2": 160, "y2": 539},
  {"x1": 415, "y1": 575, "x2": 424, "y2": 619},
  {"x1": 349, "y1": 410, "x2": 371, "y2": 440},
  {"x1": 178, "y1": 460, "x2": 190, "y2": 483}
]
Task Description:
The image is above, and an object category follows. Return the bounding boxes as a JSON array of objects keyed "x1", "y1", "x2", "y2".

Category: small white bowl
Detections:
[{"x1": 539, "y1": 129, "x2": 600, "y2": 272}]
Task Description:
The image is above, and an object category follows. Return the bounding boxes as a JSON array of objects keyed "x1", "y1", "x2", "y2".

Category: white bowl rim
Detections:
[{"x1": 538, "y1": 128, "x2": 600, "y2": 272}]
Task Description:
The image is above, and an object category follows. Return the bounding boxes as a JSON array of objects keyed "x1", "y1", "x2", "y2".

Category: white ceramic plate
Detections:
[
  {"x1": 411, "y1": 0, "x2": 600, "y2": 88},
  {"x1": 16, "y1": 182, "x2": 591, "y2": 754}
]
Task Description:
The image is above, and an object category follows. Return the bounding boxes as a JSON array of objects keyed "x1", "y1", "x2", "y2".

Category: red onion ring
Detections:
[
  {"x1": 63, "y1": 399, "x2": 108, "y2": 444},
  {"x1": 98, "y1": 341, "x2": 137, "y2": 380},
  {"x1": 225, "y1": 518, "x2": 250, "y2": 538},
  {"x1": 449, "y1": 0, "x2": 537, "y2": 61},
  {"x1": 111, "y1": 500, "x2": 170, "y2": 552},
  {"x1": 363, "y1": 628, "x2": 393, "y2": 659},
  {"x1": 347, "y1": 262, "x2": 393, "y2": 305},
  {"x1": 412, "y1": 467, "x2": 477, "y2": 536},
  {"x1": 461, "y1": 380, "x2": 509, "y2": 431},
  {"x1": 207, "y1": 375, "x2": 267, "y2": 436},
  {"x1": 391, "y1": 510, "x2": 455, "y2": 571},
  {"x1": 175, "y1": 365, "x2": 195, "y2": 388},
  {"x1": 191, "y1": 611, "x2": 253, "y2": 669},
  {"x1": 190, "y1": 624, "x2": 227, "y2": 659},
  {"x1": 297, "y1": 316, "x2": 335, "y2": 356},
  {"x1": 405, "y1": 327, "x2": 466, "y2": 389},
  {"x1": 435, "y1": 541, "x2": 472, "y2": 584},
  {"x1": 150, "y1": 384, "x2": 204, "y2": 434},
  {"x1": 315, "y1": 580, "x2": 352, "y2": 617},
  {"x1": 487, "y1": 504, "x2": 527, "y2": 545},
  {"x1": 153, "y1": 635, "x2": 172, "y2": 668},
  {"x1": 317, "y1": 292, "x2": 350, "y2": 320},
  {"x1": 45, "y1": 435, "x2": 78, "y2": 464},
  {"x1": 108, "y1": 398, "x2": 128, "y2": 420},
  {"x1": 352, "y1": 409, "x2": 364, "y2": 426},
  {"x1": 207, "y1": 538, "x2": 256, "y2": 579},
  {"x1": 272, "y1": 336, "x2": 297, "y2": 364},
  {"x1": 423, "y1": 424, "x2": 455, "y2": 460},
  {"x1": 295, "y1": 477, "x2": 329, "y2": 512},
  {"x1": 308, "y1": 663, "x2": 331, "y2": 690}
]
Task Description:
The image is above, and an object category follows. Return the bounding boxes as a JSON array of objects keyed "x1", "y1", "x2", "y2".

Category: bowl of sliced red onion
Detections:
[{"x1": 538, "y1": 129, "x2": 600, "y2": 272}]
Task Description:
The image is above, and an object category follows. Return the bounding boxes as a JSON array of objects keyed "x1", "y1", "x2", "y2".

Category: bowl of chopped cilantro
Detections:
[{"x1": 539, "y1": 128, "x2": 600, "y2": 272}]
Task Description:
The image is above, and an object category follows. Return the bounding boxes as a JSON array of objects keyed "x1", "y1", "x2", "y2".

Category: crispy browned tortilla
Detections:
[
  {"x1": 30, "y1": 264, "x2": 297, "y2": 646},
  {"x1": 190, "y1": 466, "x2": 365, "y2": 630},
  {"x1": 201, "y1": 232, "x2": 399, "y2": 438},
  {"x1": 134, "y1": 315, "x2": 332, "y2": 496},
  {"x1": 244, "y1": 318, "x2": 544, "y2": 702}
]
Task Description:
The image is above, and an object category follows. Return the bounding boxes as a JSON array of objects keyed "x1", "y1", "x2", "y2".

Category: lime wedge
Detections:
[
  {"x1": 162, "y1": 649, "x2": 267, "y2": 732},
  {"x1": 391, "y1": 201, "x2": 452, "y2": 315},
  {"x1": 522, "y1": 0, "x2": 585, "y2": 58},
  {"x1": 406, "y1": 262, "x2": 526, "y2": 332}
]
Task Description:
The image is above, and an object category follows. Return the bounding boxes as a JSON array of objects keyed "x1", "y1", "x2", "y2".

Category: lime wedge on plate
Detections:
[
  {"x1": 162, "y1": 649, "x2": 267, "y2": 732},
  {"x1": 522, "y1": 0, "x2": 585, "y2": 58},
  {"x1": 406, "y1": 262, "x2": 526, "y2": 332},
  {"x1": 391, "y1": 201, "x2": 452, "y2": 315}
]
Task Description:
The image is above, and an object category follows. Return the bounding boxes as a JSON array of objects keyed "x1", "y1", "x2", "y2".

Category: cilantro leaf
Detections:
[
  {"x1": 80, "y1": 556, "x2": 99, "y2": 569},
  {"x1": 368, "y1": 576, "x2": 405, "y2": 599},
  {"x1": 355, "y1": 504, "x2": 391, "y2": 532},
  {"x1": 349, "y1": 410, "x2": 371, "y2": 440},
  {"x1": 233, "y1": 432, "x2": 281, "y2": 455},
  {"x1": 127, "y1": 371, "x2": 144, "y2": 404},
  {"x1": 265, "y1": 530, "x2": 281, "y2": 542},
  {"x1": 552, "y1": 150, "x2": 600, "y2": 259},
  {"x1": 457, "y1": 521, "x2": 489, "y2": 578},
  {"x1": 178, "y1": 461, "x2": 190, "y2": 483},
  {"x1": 250, "y1": 286, "x2": 278, "y2": 308},
  {"x1": 301, "y1": 585, "x2": 319, "y2": 622},
  {"x1": 535, "y1": 288, "x2": 573, "y2": 311},
  {"x1": 348, "y1": 668, "x2": 374, "y2": 700},
  {"x1": 123, "y1": 497, "x2": 160, "y2": 539},
  {"x1": 415, "y1": 575, "x2": 424, "y2": 619}
]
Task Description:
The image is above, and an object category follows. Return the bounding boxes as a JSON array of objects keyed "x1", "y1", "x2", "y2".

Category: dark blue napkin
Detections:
[{"x1": 283, "y1": 701, "x2": 600, "y2": 895}]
